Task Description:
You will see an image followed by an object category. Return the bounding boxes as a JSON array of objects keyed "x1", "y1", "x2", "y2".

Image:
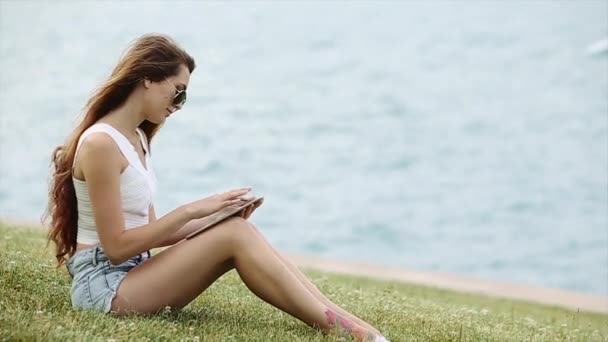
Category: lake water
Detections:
[{"x1": 1, "y1": 1, "x2": 606, "y2": 295}]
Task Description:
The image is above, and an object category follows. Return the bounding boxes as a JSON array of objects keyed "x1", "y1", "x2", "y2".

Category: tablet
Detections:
[{"x1": 185, "y1": 196, "x2": 264, "y2": 240}]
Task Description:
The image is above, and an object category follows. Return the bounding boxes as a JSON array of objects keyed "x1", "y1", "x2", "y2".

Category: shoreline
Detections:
[
  {"x1": 2, "y1": 217, "x2": 607, "y2": 315},
  {"x1": 287, "y1": 253, "x2": 608, "y2": 315}
]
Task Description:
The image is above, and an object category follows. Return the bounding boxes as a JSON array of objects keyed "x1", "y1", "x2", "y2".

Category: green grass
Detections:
[{"x1": 1, "y1": 223, "x2": 606, "y2": 342}]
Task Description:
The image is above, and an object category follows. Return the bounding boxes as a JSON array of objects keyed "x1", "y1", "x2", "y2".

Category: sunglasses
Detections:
[{"x1": 164, "y1": 77, "x2": 187, "y2": 107}]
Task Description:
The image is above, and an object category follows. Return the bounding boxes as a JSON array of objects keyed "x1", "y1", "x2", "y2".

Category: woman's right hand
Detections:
[{"x1": 184, "y1": 187, "x2": 252, "y2": 219}]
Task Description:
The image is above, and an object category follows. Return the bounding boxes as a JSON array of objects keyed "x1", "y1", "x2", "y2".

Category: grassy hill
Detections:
[{"x1": 1, "y1": 223, "x2": 606, "y2": 341}]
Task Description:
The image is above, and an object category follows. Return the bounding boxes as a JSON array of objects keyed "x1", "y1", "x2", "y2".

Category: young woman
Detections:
[{"x1": 46, "y1": 34, "x2": 390, "y2": 342}]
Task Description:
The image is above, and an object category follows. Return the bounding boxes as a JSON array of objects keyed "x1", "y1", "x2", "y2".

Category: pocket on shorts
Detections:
[
  {"x1": 86, "y1": 264, "x2": 113, "y2": 308},
  {"x1": 103, "y1": 268, "x2": 128, "y2": 291},
  {"x1": 71, "y1": 276, "x2": 92, "y2": 309},
  {"x1": 102, "y1": 259, "x2": 138, "y2": 292}
]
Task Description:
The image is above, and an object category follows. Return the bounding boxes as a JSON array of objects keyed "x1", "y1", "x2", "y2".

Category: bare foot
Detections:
[{"x1": 325, "y1": 309, "x2": 388, "y2": 342}]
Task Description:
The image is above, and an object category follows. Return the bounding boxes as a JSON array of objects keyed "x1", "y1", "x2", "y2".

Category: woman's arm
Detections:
[
  {"x1": 151, "y1": 197, "x2": 262, "y2": 248},
  {"x1": 80, "y1": 134, "x2": 193, "y2": 264},
  {"x1": 151, "y1": 208, "x2": 216, "y2": 248}
]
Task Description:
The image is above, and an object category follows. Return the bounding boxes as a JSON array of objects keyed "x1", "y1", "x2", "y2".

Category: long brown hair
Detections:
[{"x1": 43, "y1": 34, "x2": 195, "y2": 266}]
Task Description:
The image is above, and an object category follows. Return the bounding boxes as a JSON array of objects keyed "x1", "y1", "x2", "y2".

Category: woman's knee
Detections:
[
  {"x1": 223, "y1": 216, "x2": 253, "y2": 229},
  {"x1": 218, "y1": 217, "x2": 257, "y2": 246}
]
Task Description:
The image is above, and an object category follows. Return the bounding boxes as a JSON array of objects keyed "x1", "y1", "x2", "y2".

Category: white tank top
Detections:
[{"x1": 72, "y1": 123, "x2": 158, "y2": 245}]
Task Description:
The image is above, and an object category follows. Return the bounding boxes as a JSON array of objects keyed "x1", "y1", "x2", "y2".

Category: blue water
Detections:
[{"x1": 1, "y1": 1, "x2": 606, "y2": 295}]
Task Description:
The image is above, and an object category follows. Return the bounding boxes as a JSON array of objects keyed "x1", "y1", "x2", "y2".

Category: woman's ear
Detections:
[{"x1": 143, "y1": 78, "x2": 152, "y2": 89}]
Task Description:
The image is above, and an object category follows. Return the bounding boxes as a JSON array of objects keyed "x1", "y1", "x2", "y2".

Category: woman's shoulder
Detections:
[
  {"x1": 79, "y1": 132, "x2": 118, "y2": 154},
  {"x1": 76, "y1": 132, "x2": 124, "y2": 172}
]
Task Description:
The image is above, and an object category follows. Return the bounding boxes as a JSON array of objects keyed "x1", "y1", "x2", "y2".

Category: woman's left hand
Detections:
[{"x1": 239, "y1": 197, "x2": 264, "y2": 220}]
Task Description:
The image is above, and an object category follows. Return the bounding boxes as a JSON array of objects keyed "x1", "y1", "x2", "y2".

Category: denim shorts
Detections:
[{"x1": 66, "y1": 245, "x2": 150, "y2": 313}]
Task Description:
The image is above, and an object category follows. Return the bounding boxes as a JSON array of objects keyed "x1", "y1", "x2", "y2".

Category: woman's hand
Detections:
[
  {"x1": 185, "y1": 187, "x2": 252, "y2": 219},
  {"x1": 239, "y1": 197, "x2": 264, "y2": 220}
]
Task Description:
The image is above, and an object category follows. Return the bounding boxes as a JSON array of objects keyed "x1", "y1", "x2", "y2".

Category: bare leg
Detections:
[
  {"x1": 249, "y1": 222, "x2": 382, "y2": 336},
  {"x1": 111, "y1": 217, "x2": 378, "y2": 340}
]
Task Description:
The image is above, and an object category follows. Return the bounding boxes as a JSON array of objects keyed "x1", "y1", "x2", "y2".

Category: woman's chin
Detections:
[{"x1": 148, "y1": 116, "x2": 167, "y2": 124}]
